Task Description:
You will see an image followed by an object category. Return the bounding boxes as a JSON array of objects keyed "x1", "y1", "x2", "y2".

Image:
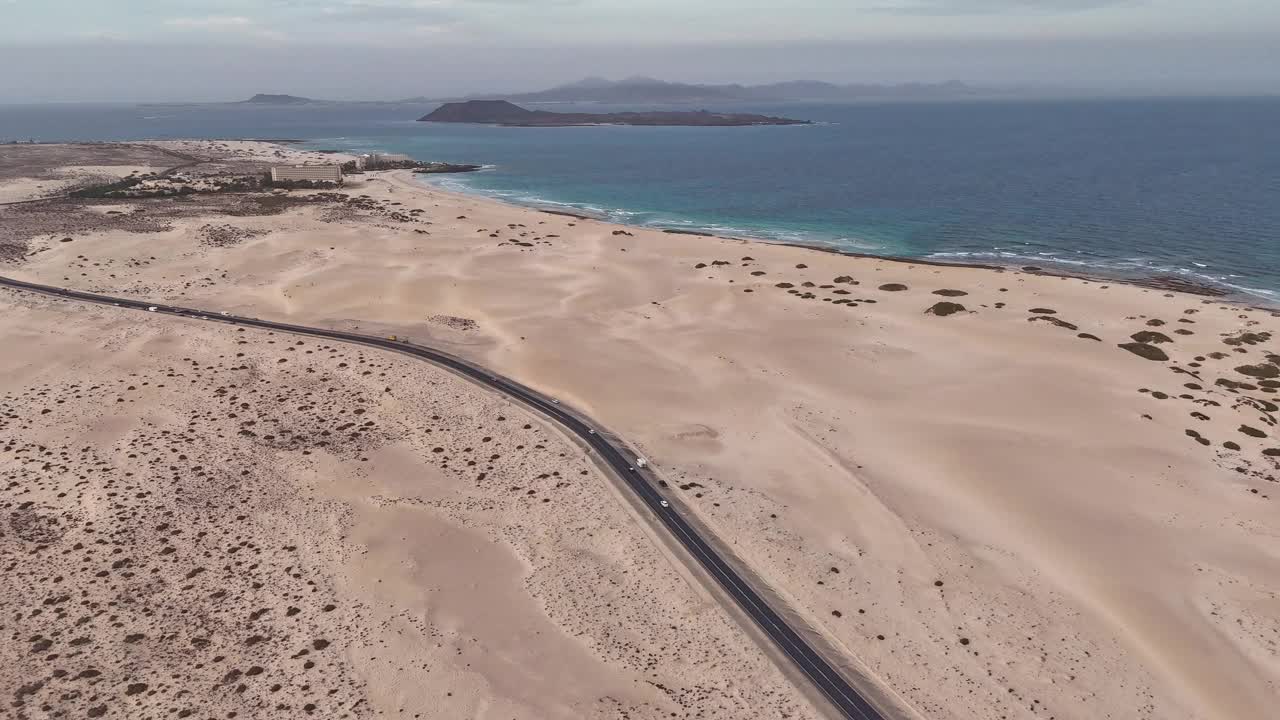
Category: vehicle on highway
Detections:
[
  {"x1": 659, "y1": 500, "x2": 670, "y2": 508},
  {"x1": 147, "y1": 306, "x2": 158, "y2": 312},
  {"x1": 636, "y1": 457, "x2": 648, "y2": 468},
  {"x1": 551, "y1": 399, "x2": 560, "y2": 404},
  {"x1": 221, "y1": 311, "x2": 230, "y2": 316}
]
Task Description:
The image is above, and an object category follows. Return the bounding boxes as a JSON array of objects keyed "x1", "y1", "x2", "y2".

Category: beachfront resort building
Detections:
[
  {"x1": 365, "y1": 152, "x2": 413, "y2": 169},
  {"x1": 270, "y1": 164, "x2": 343, "y2": 185}
]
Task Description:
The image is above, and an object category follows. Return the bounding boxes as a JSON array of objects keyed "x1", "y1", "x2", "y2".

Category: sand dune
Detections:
[
  {"x1": 2, "y1": 141, "x2": 1277, "y2": 720},
  {"x1": 0, "y1": 296, "x2": 815, "y2": 720}
]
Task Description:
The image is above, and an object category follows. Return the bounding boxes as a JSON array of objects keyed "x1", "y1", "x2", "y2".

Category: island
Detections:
[
  {"x1": 239, "y1": 93, "x2": 316, "y2": 105},
  {"x1": 418, "y1": 100, "x2": 809, "y2": 127}
]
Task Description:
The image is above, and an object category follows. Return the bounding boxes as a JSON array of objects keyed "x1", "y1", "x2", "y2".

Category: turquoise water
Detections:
[{"x1": 4, "y1": 97, "x2": 1278, "y2": 301}]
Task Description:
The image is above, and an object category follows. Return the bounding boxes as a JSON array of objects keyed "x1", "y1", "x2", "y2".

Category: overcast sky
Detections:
[{"x1": 2, "y1": 0, "x2": 1277, "y2": 102}]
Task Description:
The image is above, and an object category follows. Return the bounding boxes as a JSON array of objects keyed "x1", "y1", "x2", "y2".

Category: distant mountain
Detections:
[
  {"x1": 240, "y1": 94, "x2": 316, "y2": 105},
  {"x1": 437, "y1": 77, "x2": 984, "y2": 104},
  {"x1": 419, "y1": 100, "x2": 809, "y2": 127}
]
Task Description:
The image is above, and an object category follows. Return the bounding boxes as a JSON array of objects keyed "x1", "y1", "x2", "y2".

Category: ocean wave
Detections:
[
  {"x1": 420, "y1": 174, "x2": 907, "y2": 253},
  {"x1": 416, "y1": 173, "x2": 1275, "y2": 305},
  {"x1": 925, "y1": 250, "x2": 1278, "y2": 303}
]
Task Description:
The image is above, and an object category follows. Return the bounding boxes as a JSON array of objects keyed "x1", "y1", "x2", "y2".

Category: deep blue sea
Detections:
[{"x1": 3, "y1": 97, "x2": 1278, "y2": 301}]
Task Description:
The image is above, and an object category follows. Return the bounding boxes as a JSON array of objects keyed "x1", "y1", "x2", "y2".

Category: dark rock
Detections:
[{"x1": 878, "y1": 283, "x2": 908, "y2": 292}]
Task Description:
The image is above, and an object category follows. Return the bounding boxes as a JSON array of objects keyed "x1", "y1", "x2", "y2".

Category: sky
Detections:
[{"x1": 1, "y1": 0, "x2": 1277, "y2": 102}]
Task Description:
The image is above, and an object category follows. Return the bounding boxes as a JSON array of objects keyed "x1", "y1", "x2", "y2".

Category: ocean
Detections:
[{"x1": 3, "y1": 97, "x2": 1278, "y2": 301}]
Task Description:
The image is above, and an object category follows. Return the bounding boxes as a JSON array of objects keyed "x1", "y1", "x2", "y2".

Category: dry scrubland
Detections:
[
  {"x1": 0, "y1": 298, "x2": 811, "y2": 720},
  {"x1": 2, "y1": 141, "x2": 1279, "y2": 720}
]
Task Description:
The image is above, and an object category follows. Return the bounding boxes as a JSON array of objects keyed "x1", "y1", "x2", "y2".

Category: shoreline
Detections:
[{"x1": 407, "y1": 170, "x2": 1277, "y2": 309}]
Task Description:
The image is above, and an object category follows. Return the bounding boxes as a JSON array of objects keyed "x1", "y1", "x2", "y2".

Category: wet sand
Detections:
[{"x1": 2, "y1": 140, "x2": 1278, "y2": 720}]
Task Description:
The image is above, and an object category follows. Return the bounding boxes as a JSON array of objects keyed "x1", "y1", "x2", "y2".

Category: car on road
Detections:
[
  {"x1": 659, "y1": 500, "x2": 670, "y2": 508},
  {"x1": 147, "y1": 306, "x2": 158, "y2": 312},
  {"x1": 551, "y1": 399, "x2": 560, "y2": 404}
]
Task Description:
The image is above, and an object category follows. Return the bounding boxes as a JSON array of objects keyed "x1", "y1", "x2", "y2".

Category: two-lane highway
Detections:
[{"x1": 0, "y1": 274, "x2": 891, "y2": 720}]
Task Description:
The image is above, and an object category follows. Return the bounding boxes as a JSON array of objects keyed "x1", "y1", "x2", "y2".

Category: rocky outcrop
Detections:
[{"x1": 419, "y1": 100, "x2": 809, "y2": 127}]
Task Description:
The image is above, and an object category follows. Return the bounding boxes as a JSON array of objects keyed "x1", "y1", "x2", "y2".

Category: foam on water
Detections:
[{"x1": 418, "y1": 165, "x2": 1280, "y2": 306}]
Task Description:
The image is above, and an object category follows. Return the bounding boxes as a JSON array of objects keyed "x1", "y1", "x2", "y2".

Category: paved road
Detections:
[{"x1": 0, "y1": 274, "x2": 890, "y2": 720}]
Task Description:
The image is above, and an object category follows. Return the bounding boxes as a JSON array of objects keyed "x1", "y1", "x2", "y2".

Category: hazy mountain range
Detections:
[
  {"x1": 232, "y1": 77, "x2": 1000, "y2": 106},
  {"x1": 415, "y1": 76, "x2": 984, "y2": 104},
  {"x1": 240, "y1": 93, "x2": 315, "y2": 105}
]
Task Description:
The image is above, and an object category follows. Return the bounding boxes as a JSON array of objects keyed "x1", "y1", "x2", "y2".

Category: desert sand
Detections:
[
  {"x1": 0, "y1": 294, "x2": 813, "y2": 720},
  {"x1": 2, "y1": 141, "x2": 1277, "y2": 720}
]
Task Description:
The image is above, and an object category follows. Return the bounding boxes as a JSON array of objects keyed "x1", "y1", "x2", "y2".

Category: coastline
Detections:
[
  {"x1": 411, "y1": 169, "x2": 1274, "y2": 309},
  {"x1": 411, "y1": 170, "x2": 1277, "y2": 307},
  {"x1": 4, "y1": 139, "x2": 1279, "y2": 720}
]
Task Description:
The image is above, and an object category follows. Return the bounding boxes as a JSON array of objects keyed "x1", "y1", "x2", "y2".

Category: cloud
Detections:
[
  {"x1": 74, "y1": 29, "x2": 131, "y2": 42},
  {"x1": 314, "y1": 1, "x2": 456, "y2": 24},
  {"x1": 300, "y1": 0, "x2": 581, "y2": 25},
  {"x1": 868, "y1": 0, "x2": 1144, "y2": 14},
  {"x1": 163, "y1": 15, "x2": 288, "y2": 41},
  {"x1": 165, "y1": 16, "x2": 256, "y2": 29}
]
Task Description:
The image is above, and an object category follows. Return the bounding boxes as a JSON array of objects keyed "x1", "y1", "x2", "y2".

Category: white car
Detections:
[
  {"x1": 147, "y1": 306, "x2": 158, "y2": 312},
  {"x1": 635, "y1": 457, "x2": 647, "y2": 468},
  {"x1": 659, "y1": 500, "x2": 670, "y2": 508},
  {"x1": 220, "y1": 311, "x2": 230, "y2": 316},
  {"x1": 551, "y1": 399, "x2": 560, "y2": 405},
  {"x1": 588, "y1": 429, "x2": 596, "y2": 435}
]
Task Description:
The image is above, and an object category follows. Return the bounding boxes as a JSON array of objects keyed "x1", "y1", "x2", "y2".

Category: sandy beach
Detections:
[{"x1": 2, "y1": 140, "x2": 1277, "y2": 720}]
